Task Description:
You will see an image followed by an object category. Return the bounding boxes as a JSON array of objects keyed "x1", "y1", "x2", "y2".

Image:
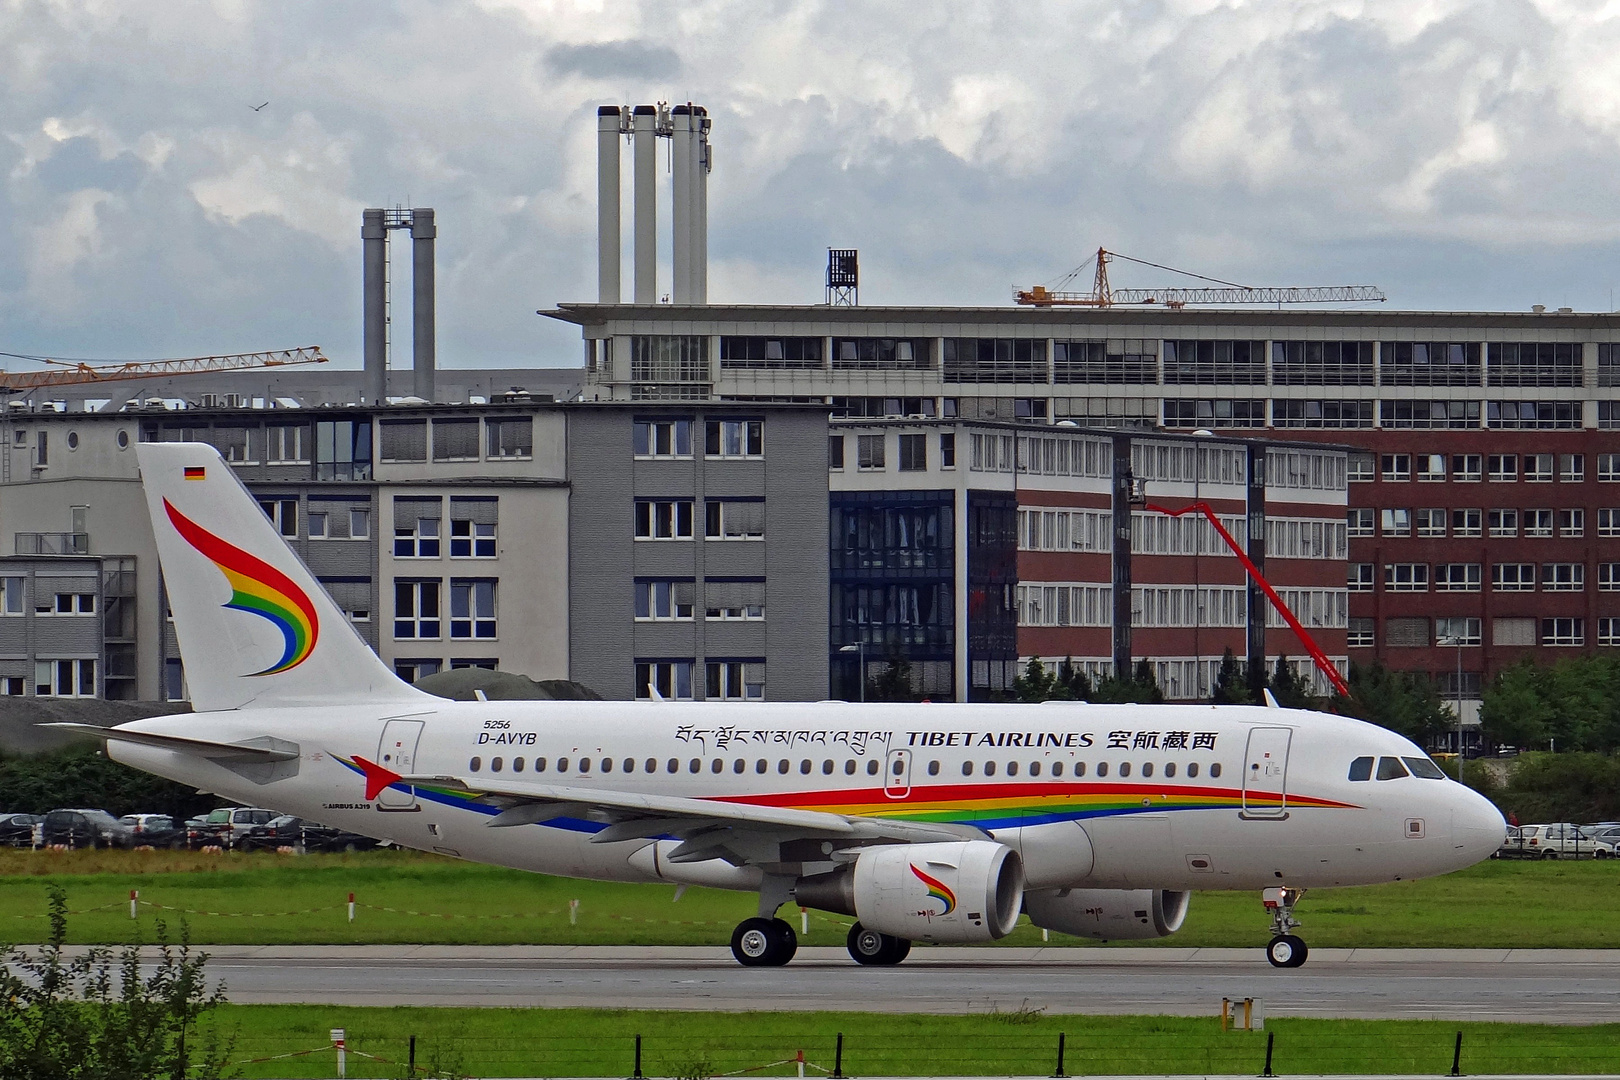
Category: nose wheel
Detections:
[
  {"x1": 1262, "y1": 886, "x2": 1308, "y2": 968},
  {"x1": 730, "y1": 917, "x2": 797, "y2": 966}
]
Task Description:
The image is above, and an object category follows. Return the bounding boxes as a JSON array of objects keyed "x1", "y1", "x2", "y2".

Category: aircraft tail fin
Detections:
[{"x1": 137, "y1": 442, "x2": 434, "y2": 712}]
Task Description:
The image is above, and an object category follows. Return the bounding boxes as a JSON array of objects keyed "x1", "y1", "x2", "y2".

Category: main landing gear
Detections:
[
  {"x1": 1263, "y1": 886, "x2": 1308, "y2": 968},
  {"x1": 730, "y1": 917, "x2": 798, "y2": 966},
  {"x1": 846, "y1": 922, "x2": 911, "y2": 966}
]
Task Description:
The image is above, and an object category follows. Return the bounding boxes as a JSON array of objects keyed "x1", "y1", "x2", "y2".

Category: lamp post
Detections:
[{"x1": 839, "y1": 642, "x2": 866, "y2": 703}]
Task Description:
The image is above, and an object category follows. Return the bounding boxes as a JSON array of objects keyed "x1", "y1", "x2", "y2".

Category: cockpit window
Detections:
[
  {"x1": 1403, "y1": 756, "x2": 1447, "y2": 780},
  {"x1": 1375, "y1": 756, "x2": 1409, "y2": 780},
  {"x1": 1347, "y1": 756, "x2": 1374, "y2": 782}
]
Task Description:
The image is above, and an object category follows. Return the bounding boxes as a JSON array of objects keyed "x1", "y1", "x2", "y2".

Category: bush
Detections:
[
  {"x1": 0, "y1": 744, "x2": 217, "y2": 819},
  {"x1": 1485, "y1": 752, "x2": 1620, "y2": 824}
]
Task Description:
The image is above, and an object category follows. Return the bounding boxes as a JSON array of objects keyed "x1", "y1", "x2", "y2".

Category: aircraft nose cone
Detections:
[{"x1": 1453, "y1": 783, "x2": 1506, "y2": 864}]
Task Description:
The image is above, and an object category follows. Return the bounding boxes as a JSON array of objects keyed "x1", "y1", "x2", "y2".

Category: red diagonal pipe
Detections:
[{"x1": 1142, "y1": 502, "x2": 1350, "y2": 698}]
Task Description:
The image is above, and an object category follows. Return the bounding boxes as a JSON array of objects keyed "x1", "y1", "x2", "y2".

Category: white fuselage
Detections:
[{"x1": 109, "y1": 699, "x2": 1504, "y2": 895}]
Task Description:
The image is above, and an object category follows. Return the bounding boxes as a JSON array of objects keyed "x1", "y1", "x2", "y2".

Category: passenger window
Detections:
[
  {"x1": 1119, "y1": 762, "x2": 1131, "y2": 778},
  {"x1": 1141, "y1": 762, "x2": 1153, "y2": 778},
  {"x1": 1052, "y1": 761, "x2": 1064, "y2": 778},
  {"x1": 492, "y1": 757, "x2": 504, "y2": 772},
  {"x1": 1074, "y1": 762, "x2": 1085, "y2": 777},
  {"x1": 600, "y1": 758, "x2": 611, "y2": 773},
  {"x1": 644, "y1": 758, "x2": 655, "y2": 773},
  {"x1": 823, "y1": 760, "x2": 834, "y2": 775},
  {"x1": 962, "y1": 761, "x2": 974, "y2": 776},
  {"x1": 558, "y1": 757, "x2": 570, "y2": 772},
  {"x1": 1186, "y1": 763, "x2": 1198, "y2": 778},
  {"x1": 469, "y1": 756, "x2": 481, "y2": 772},
  {"x1": 927, "y1": 760, "x2": 940, "y2": 776},
  {"x1": 866, "y1": 760, "x2": 879, "y2": 775},
  {"x1": 1376, "y1": 756, "x2": 1408, "y2": 780},
  {"x1": 1348, "y1": 756, "x2": 1374, "y2": 782},
  {"x1": 579, "y1": 758, "x2": 591, "y2": 774},
  {"x1": 1210, "y1": 763, "x2": 1222, "y2": 778},
  {"x1": 710, "y1": 759, "x2": 723, "y2": 774},
  {"x1": 513, "y1": 757, "x2": 525, "y2": 773},
  {"x1": 1029, "y1": 761, "x2": 1041, "y2": 777},
  {"x1": 688, "y1": 759, "x2": 700, "y2": 774},
  {"x1": 1006, "y1": 762, "x2": 1018, "y2": 777},
  {"x1": 666, "y1": 758, "x2": 678, "y2": 773},
  {"x1": 1403, "y1": 756, "x2": 1447, "y2": 780},
  {"x1": 845, "y1": 760, "x2": 857, "y2": 775},
  {"x1": 985, "y1": 761, "x2": 997, "y2": 777},
  {"x1": 757, "y1": 759, "x2": 768, "y2": 774},
  {"x1": 800, "y1": 759, "x2": 812, "y2": 775},
  {"x1": 624, "y1": 759, "x2": 635, "y2": 773},
  {"x1": 733, "y1": 758, "x2": 745, "y2": 774},
  {"x1": 1097, "y1": 762, "x2": 1109, "y2": 777},
  {"x1": 535, "y1": 757, "x2": 547, "y2": 773},
  {"x1": 778, "y1": 759, "x2": 790, "y2": 774},
  {"x1": 1164, "y1": 762, "x2": 1176, "y2": 778}
]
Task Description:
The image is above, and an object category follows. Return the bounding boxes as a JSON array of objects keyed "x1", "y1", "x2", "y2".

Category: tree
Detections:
[
  {"x1": 1266, "y1": 656, "x2": 1317, "y2": 709},
  {"x1": 1012, "y1": 657, "x2": 1065, "y2": 702},
  {"x1": 1095, "y1": 659, "x2": 1164, "y2": 704},
  {"x1": 866, "y1": 652, "x2": 917, "y2": 702},
  {"x1": 1481, "y1": 656, "x2": 1620, "y2": 752},
  {"x1": 1210, "y1": 648, "x2": 1252, "y2": 705},
  {"x1": 1333, "y1": 661, "x2": 1452, "y2": 746},
  {"x1": 1054, "y1": 659, "x2": 1094, "y2": 702}
]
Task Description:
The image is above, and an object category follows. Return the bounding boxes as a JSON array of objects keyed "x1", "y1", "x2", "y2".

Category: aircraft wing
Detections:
[
  {"x1": 401, "y1": 772, "x2": 984, "y2": 857},
  {"x1": 44, "y1": 723, "x2": 299, "y2": 761}
]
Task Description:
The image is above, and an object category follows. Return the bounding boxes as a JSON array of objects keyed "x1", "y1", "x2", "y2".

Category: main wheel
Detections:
[
  {"x1": 847, "y1": 923, "x2": 912, "y2": 966},
  {"x1": 1266, "y1": 934, "x2": 1308, "y2": 968},
  {"x1": 730, "y1": 917, "x2": 797, "y2": 967}
]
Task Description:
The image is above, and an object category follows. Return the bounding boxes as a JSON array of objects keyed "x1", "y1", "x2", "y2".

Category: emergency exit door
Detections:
[
  {"x1": 884, "y1": 748, "x2": 912, "y2": 798},
  {"x1": 375, "y1": 719, "x2": 424, "y2": 810},
  {"x1": 1241, "y1": 726, "x2": 1291, "y2": 818}
]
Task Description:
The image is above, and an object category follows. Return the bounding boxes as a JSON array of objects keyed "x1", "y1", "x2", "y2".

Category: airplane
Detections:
[{"x1": 57, "y1": 442, "x2": 1506, "y2": 969}]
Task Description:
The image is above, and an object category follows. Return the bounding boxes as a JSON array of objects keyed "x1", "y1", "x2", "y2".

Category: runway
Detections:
[{"x1": 179, "y1": 946, "x2": 1620, "y2": 1022}]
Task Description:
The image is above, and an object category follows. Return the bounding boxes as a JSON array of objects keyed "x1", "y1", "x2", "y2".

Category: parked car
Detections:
[
  {"x1": 186, "y1": 807, "x2": 278, "y2": 849},
  {"x1": 118, "y1": 813, "x2": 184, "y2": 848},
  {"x1": 236, "y1": 814, "x2": 306, "y2": 851},
  {"x1": 301, "y1": 822, "x2": 379, "y2": 854},
  {"x1": 0, "y1": 813, "x2": 42, "y2": 847},
  {"x1": 1580, "y1": 825, "x2": 1620, "y2": 847},
  {"x1": 41, "y1": 809, "x2": 134, "y2": 849},
  {"x1": 1496, "y1": 825, "x2": 1531, "y2": 859},
  {"x1": 1514, "y1": 823, "x2": 1615, "y2": 859}
]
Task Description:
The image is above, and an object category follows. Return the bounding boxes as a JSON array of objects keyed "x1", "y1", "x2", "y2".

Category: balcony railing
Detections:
[{"x1": 15, "y1": 532, "x2": 88, "y2": 555}]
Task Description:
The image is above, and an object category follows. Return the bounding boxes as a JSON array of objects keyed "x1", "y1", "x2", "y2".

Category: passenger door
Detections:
[
  {"x1": 1241, "y1": 727, "x2": 1292, "y2": 818},
  {"x1": 376, "y1": 719, "x2": 425, "y2": 810}
]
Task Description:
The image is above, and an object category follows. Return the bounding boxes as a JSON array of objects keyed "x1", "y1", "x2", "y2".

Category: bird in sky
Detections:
[{"x1": 249, "y1": 101, "x2": 269, "y2": 112}]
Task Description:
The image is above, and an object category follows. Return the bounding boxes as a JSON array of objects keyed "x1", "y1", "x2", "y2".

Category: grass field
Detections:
[
  {"x1": 0, "y1": 848, "x2": 1613, "y2": 949},
  {"x1": 188, "y1": 1008, "x2": 1620, "y2": 1077}
]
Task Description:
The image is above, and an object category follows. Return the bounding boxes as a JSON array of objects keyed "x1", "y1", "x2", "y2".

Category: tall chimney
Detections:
[
  {"x1": 596, "y1": 106, "x2": 623, "y2": 304},
  {"x1": 361, "y1": 209, "x2": 387, "y2": 405},
  {"x1": 671, "y1": 106, "x2": 693, "y2": 304},
  {"x1": 411, "y1": 208, "x2": 436, "y2": 402},
  {"x1": 693, "y1": 107, "x2": 709, "y2": 305},
  {"x1": 631, "y1": 105, "x2": 658, "y2": 305}
]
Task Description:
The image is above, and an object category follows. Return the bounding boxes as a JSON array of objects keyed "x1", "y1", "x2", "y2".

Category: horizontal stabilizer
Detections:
[{"x1": 45, "y1": 723, "x2": 299, "y2": 762}]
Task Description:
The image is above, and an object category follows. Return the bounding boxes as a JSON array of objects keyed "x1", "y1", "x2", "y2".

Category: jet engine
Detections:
[
  {"x1": 795, "y1": 840, "x2": 1024, "y2": 943},
  {"x1": 1023, "y1": 887, "x2": 1190, "y2": 941}
]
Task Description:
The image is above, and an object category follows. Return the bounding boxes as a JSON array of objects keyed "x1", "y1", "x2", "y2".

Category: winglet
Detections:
[
  {"x1": 1263, "y1": 688, "x2": 1281, "y2": 708},
  {"x1": 353, "y1": 755, "x2": 403, "y2": 801}
]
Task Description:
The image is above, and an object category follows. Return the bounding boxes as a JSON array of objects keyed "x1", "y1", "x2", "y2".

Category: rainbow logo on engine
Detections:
[
  {"x1": 910, "y1": 864, "x2": 956, "y2": 916},
  {"x1": 165, "y1": 498, "x2": 319, "y2": 676}
]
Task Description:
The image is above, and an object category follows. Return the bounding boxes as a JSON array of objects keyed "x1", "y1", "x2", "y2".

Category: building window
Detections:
[
  {"x1": 898, "y1": 433, "x2": 927, "y2": 472},
  {"x1": 940, "y1": 434, "x2": 956, "y2": 469},
  {"x1": 1558, "y1": 508, "x2": 1584, "y2": 537},
  {"x1": 1347, "y1": 452, "x2": 1375, "y2": 482},
  {"x1": 266, "y1": 424, "x2": 307, "y2": 464},
  {"x1": 1559, "y1": 454, "x2": 1584, "y2": 482},
  {"x1": 1381, "y1": 341, "x2": 1482, "y2": 386},
  {"x1": 1601, "y1": 510, "x2": 1620, "y2": 538},
  {"x1": 1271, "y1": 340, "x2": 1374, "y2": 385},
  {"x1": 379, "y1": 420, "x2": 427, "y2": 463},
  {"x1": 1488, "y1": 401, "x2": 1582, "y2": 429},
  {"x1": 1380, "y1": 508, "x2": 1411, "y2": 537},
  {"x1": 1601, "y1": 402, "x2": 1620, "y2": 429},
  {"x1": 1058, "y1": 339, "x2": 1159, "y2": 383},
  {"x1": 636, "y1": 580, "x2": 695, "y2": 620},
  {"x1": 704, "y1": 579, "x2": 765, "y2": 620},
  {"x1": 394, "y1": 658, "x2": 442, "y2": 683},
  {"x1": 1486, "y1": 455, "x2": 1517, "y2": 482},
  {"x1": 1447, "y1": 454, "x2": 1480, "y2": 483},
  {"x1": 721, "y1": 336, "x2": 823, "y2": 369},
  {"x1": 1603, "y1": 564, "x2": 1620, "y2": 592},
  {"x1": 315, "y1": 420, "x2": 372, "y2": 481},
  {"x1": 828, "y1": 436, "x2": 845, "y2": 470},
  {"x1": 1379, "y1": 400, "x2": 1481, "y2": 429},
  {"x1": 1487, "y1": 342, "x2": 1583, "y2": 387},
  {"x1": 1521, "y1": 508, "x2": 1553, "y2": 537},
  {"x1": 450, "y1": 658, "x2": 498, "y2": 671},
  {"x1": 1492, "y1": 563, "x2": 1536, "y2": 592},
  {"x1": 1161, "y1": 399, "x2": 1265, "y2": 428},
  {"x1": 706, "y1": 660, "x2": 766, "y2": 701},
  {"x1": 1380, "y1": 454, "x2": 1411, "y2": 482},
  {"x1": 832, "y1": 338, "x2": 929, "y2": 370},
  {"x1": 308, "y1": 512, "x2": 328, "y2": 539},
  {"x1": 35, "y1": 659, "x2": 94, "y2": 697},
  {"x1": 1416, "y1": 509, "x2": 1447, "y2": 538},
  {"x1": 38, "y1": 592, "x2": 94, "y2": 615},
  {"x1": 0, "y1": 577, "x2": 22, "y2": 615},
  {"x1": 857, "y1": 434, "x2": 886, "y2": 470},
  {"x1": 1542, "y1": 563, "x2": 1585, "y2": 592},
  {"x1": 1451, "y1": 508, "x2": 1481, "y2": 537},
  {"x1": 1602, "y1": 454, "x2": 1620, "y2": 482},
  {"x1": 635, "y1": 500, "x2": 694, "y2": 540},
  {"x1": 1600, "y1": 618, "x2": 1620, "y2": 646},
  {"x1": 1434, "y1": 564, "x2": 1481, "y2": 592},
  {"x1": 394, "y1": 581, "x2": 442, "y2": 639},
  {"x1": 449, "y1": 498, "x2": 498, "y2": 557},
  {"x1": 213, "y1": 425, "x2": 255, "y2": 464},
  {"x1": 705, "y1": 419, "x2": 763, "y2": 458},
  {"x1": 1493, "y1": 617, "x2": 1537, "y2": 646},
  {"x1": 487, "y1": 418, "x2": 533, "y2": 459},
  {"x1": 634, "y1": 419, "x2": 693, "y2": 458},
  {"x1": 942, "y1": 338, "x2": 1047, "y2": 383},
  {"x1": 432, "y1": 419, "x2": 480, "y2": 462},
  {"x1": 1542, "y1": 617, "x2": 1585, "y2": 646},
  {"x1": 1348, "y1": 617, "x2": 1375, "y2": 647},
  {"x1": 1384, "y1": 563, "x2": 1429, "y2": 592},
  {"x1": 449, "y1": 579, "x2": 497, "y2": 638},
  {"x1": 705, "y1": 500, "x2": 764, "y2": 540},
  {"x1": 1435, "y1": 617, "x2": 1482, "y2": 646},
  {"x1": 631, "y1": 336, "x2": 709, "y2": 383},
  {"x1": 1488, "y1": 509, "x2": 1518, "y2": 538},
  {"x1": 1525, "y1": 454, "x2": 1555, "y2": 483},
  {"x1": 394, "y1": 498, "x2": 442, "y2": 557},
  {"x1": 1348, "y1": 563, "x2": 1375, "y2": 592},
  {"x1": 258, "y1": 498, "x2": 298, "y2": 538},
  {"x1": 636, "y1": 660, "x2": 694, "y2": 700},
  {"x1": 1384, "y1": 617, "x2": 1429, "y2": 648},
  {"x1": 1345, "y1": 508, "x2": 1372, "y2": 537}
]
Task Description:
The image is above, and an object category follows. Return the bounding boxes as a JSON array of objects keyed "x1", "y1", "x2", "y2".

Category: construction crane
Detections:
[
  {"x1": 0, "y1": 346, "x2": 328, "y2": 393},
  {"x1": 1014, "y1": 248, "x2": 1385, "y2": 309}
]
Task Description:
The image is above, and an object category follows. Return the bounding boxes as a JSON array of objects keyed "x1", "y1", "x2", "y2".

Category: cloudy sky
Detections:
[{"x1": 4, "y1": 0, "x2": 1620, "y2": 370}]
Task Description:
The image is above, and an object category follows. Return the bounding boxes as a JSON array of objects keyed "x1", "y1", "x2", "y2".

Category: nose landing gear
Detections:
[{"x1": 1263, "y1": 886, "x2": 1308, "y2": 968}]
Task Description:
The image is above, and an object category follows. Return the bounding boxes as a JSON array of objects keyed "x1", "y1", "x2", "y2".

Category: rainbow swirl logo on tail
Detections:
[
  {"x1": 164, "y1": 498, "x2": 319, "y2": 676},
  {"x1": 910, "y1": 864, "x2": 956, "y2": 916}
]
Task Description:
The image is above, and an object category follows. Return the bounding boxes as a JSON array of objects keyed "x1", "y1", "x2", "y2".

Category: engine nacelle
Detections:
[
  {"x1": 1024, "y1": 887, "x2": 1190, "y2": 941},
  {"x1": 795, "y1": 841, "x2": 1024, "y2": 943}
]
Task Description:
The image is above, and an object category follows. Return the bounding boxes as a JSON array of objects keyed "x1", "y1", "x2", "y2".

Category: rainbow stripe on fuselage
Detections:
[{"x1": 165, "y1": 499, "x2": 319, "y2": 676}]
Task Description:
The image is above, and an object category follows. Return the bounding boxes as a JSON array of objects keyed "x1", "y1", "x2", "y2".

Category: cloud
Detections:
[{"x1": 546, "y1": 40, "x2": 682, "y2": 80}]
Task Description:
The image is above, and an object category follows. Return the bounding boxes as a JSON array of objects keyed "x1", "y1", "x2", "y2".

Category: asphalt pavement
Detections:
[{"x1": 166, "y1": 945, "x2": 1620, "y2": 1022}]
